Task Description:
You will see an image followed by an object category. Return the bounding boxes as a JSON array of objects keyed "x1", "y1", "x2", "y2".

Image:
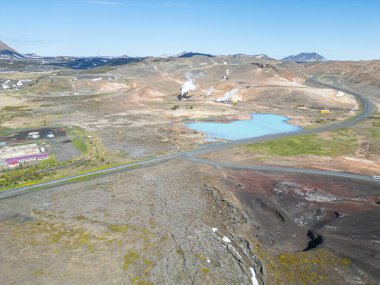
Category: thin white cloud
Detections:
[
  {"x1": 163, "y1": 1, "x2": 189, "y2": 8},
  {"x1": 87, "y1": 0, "x2": 125, "y2": 6},
  {"x1": 86, "y1": 0, "x2": 189, "y2": 8},
  {"x1": 4, "y1": 37, "x2": 60, "y2": 46}
]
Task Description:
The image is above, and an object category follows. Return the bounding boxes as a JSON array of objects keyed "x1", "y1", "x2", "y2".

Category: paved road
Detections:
[
  {"x1": 185, "y1": 156, "x2": 379, "y2": 183},
  {"x1": 0, "y1": 154, "x2": 182, "y2": 199},
  {"x1": 0, "y1": 79, "x2": 378, "y2": 199}
]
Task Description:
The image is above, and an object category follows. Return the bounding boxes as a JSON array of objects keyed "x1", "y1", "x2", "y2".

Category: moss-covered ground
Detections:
[{"x1": 245, "y1": 129, "x2": 357, "y2": 157}]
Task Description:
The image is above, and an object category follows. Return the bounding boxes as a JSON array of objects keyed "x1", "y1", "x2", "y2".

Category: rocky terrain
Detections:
[
  {"x1": 0, "y1": 160, "x2": 263, "y2": 285},
  {"x1": 0, "y1": 42, "x2": 379, "y2": 284},
  {"x1": 223, "y1": 169, "x2": 380, "y2": 283}
]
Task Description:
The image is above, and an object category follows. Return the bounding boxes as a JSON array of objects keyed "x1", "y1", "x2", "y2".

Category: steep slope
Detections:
[{"x1": 0, "y1": 41, "x2": 24, "y2": 59}]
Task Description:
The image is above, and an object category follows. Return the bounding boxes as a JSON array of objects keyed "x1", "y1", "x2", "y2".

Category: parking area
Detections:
[{"x1": 0, "y1": 128, "x2": 81, "y2": 168}]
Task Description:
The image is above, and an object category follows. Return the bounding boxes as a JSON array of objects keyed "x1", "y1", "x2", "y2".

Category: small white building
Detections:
[{"x1": 28, "y1": 132, "x2": 40, "y2": 139}]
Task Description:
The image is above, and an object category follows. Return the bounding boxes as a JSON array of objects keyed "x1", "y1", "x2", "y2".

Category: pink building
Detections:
[{"x1": 5, "y1": 153, "x2": 49, "y2": 167}]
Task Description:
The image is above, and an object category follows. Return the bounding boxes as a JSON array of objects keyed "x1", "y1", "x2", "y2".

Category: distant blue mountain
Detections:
[
  {"x1": 177, "y1": 52, "x2": 215, "y2": 58},
  {"x1": 282, "y1": 52, "x2": 326, "y2": 62}
]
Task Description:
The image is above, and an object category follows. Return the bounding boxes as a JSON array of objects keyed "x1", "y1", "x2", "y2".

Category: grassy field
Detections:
[
  {"x1": 72, "y1": 137, "x2": 89, "y2": 154},
  {"x1": 360, "y1": 119, "x2": 380, "y2": 155},
  {"x1": 0, "y1": 160, "x2": 140, "y2": 192},
  {"x1": 244, "y1": 129, "x2": 357, "y2": 157},
  {"x1": 0, "y1": 156, "x2": 59, "y2": 189},
  {"x1": 66, "y1": 126, "x2": 91, "y2": 155},
  {"x1": 0, "y1": 126, "x2": 26, "y2": 137}
]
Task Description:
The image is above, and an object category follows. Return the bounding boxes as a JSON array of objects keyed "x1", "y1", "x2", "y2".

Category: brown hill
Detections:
[
  {"x1": 0, "y1": 40, "x2": 24, "y2": 58},
  {"x1": 0, "y1": 41, "x2": 17, "y2": 52}
]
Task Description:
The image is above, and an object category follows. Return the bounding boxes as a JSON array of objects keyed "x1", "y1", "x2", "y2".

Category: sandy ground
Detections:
[
  {"x1": 0, "y1": 59, "x2": 357, "y2": 160},
  {"x1": 0, "y1": 94, "x2": 24, "y2": 108}
]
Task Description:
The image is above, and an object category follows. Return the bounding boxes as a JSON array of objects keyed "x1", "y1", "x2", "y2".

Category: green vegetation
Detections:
[
  {"x1": 30, "y1": 78, "x2": 72, "y2": 94},
  {"x1": 0, "y1": 156, "x2": 59, "y2": 189},
  {"x1": 143, "y1": 259, "x2": 153, "y2": 266},
  {"x1": 2, "y1": 105, "x2": 32, "y2": 112},
  {"x1": 129, "y1": 275, "x2": 153, "y2": 285},
  {"x1": 58, "y1": 172, "x2": 104, "y2": 184},
  {"x1": 11, "y1": 217, "x2": 156, "y2": 282},
  {"x1": 0, "y1": 161, "x2": 140, "y2": 192},
  {"x1": 370, "y1": 128, "x2": 379, "y2": 138},
  {"x1": 67, "y1": 126, "x2": 91, "y2": 155},
  {"x1": 49, "y1": 228, "x2": 90, "y2": 247},
  {"x1": 108, "y1": 224, "x2": 130, "y2": 233},
  {"x1": 0, "y1": 124, "x2": 29, "y2": 137},
  {"x1": 123, "y1": 250, "x2": 140, "y2": 270},
  {"x1": 275, "y1": 250, "x2": 352, "y2": 284},
  {"x1": 254, "y1": 245, "x2": 356, "y2": 285},
  {"x1": 19, "y1": 220, "x2": 93, "y2": 249},
  {"x1": 77, "y1": 66, "x2": 116, "y2": 74},
  {"x1": 32, "y1": 269, "x2": 44, "y2": 277},
  {"x1": 37, "y1": 155, "x2": 59, "y2": 168},
  {"x1": 0, "y1": 125, "x2": 117, "y2": 191},
  {"x1": 341, "y1": 258, "x2": 352, "y2": 269},
  {"x1": 0, "y1": 105, "x2": 32, "y2": 126},
  {"x1": 75, "y1": 215, "x2": 86, "y2": 221},
  {"x1": 245, "y1": 129, "x2": 357, "y2": 157},
  {"x1": 72, "y1": 138, "x2": 89, "y2": 154},
  {"x1": 0, "y1": 127, "x2": 17, "y2": 137},
  {"x1": 77, "y1": 162, "x2": 140, "y2": 174},
  {"x1": 347, "y1": 118, "x2": 380, "y2": 155}
]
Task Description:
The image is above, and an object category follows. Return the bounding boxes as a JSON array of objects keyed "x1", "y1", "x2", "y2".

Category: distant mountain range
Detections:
[
  {"x1": 0, "y1": 40, "x2": 329, "y2": 72},
  {"x1": 282, "y1": 52, "x2": 326, "y2": 63},
  {"x1": 0, "y1": 40, "x2": 326, "y2": 63},
  {"x1": 0, "y1": 41, "x2": 24, "y2": 59},
  {"x1": 252, "y1": 54, "x2": 272, "y2": 60},
  {"x1": 175, "y1": 52, "x2": 273, "y2": 60},
  {"x1": 176, "y1": 52, "x2": 215, "y2": 58}
]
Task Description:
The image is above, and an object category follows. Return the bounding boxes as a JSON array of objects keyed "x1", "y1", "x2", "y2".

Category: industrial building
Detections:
[
  {"x1": 5, "y1": 153, "x2": 49, "y2": 167},
  {"x1": 0, "y1": 143, "x2": 48, "y2": 168}
]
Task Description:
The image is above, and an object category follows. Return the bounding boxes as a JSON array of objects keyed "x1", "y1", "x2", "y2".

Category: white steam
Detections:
[
  {"x1": 181, "y1": 72, "x2": 197, "y2": 96},
  {"x1": 216, "y1": 88, "x2": 240, "y2": 102},
  {"x1": 206, "y1": 86, "x2": 215, "y2": 96},
  {"x1": 221, "y1": 69, "x2": 229, "y2": 81}
]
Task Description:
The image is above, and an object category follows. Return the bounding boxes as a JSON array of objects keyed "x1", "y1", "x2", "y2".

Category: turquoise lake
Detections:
[{"x1": 187, "y1": 114, "x2": 302, "y2": 140}]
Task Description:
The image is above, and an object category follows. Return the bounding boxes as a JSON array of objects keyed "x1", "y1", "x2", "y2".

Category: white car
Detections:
[{"x1": 371, "y1": 175, "x2": 380, "y2": 180}]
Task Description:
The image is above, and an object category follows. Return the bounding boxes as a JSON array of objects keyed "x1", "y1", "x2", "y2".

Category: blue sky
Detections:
[{"x1": 1, "y1": 0, "x2": 379, "y2": 59}]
